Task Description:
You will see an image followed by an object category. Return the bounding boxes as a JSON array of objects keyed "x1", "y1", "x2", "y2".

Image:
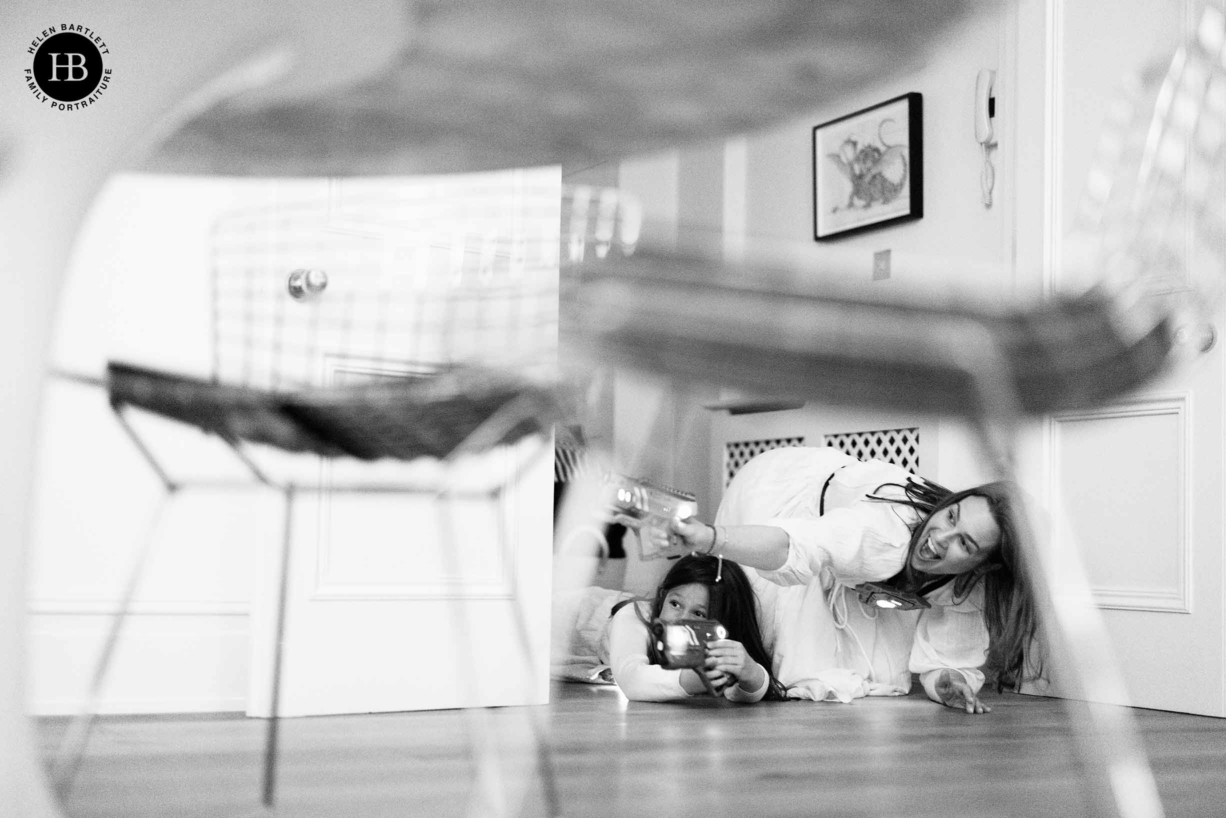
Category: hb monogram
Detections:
[{"x1": 47, "y1": 53, "x2": 89, "y2": 82}]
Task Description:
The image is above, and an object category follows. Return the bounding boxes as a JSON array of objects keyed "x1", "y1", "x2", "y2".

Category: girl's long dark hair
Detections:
[
  {"x1": 870, "y1": 477, "x2": 1045, "y2": 691},
  {"x1": 630, "y1": 554, "x2": 788, "y2": 700}
]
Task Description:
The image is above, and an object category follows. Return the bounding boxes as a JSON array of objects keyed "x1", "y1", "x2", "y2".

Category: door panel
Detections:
[
  {"x1": 1023, "y1": 0, "x2": 1226, "y2": 716},
  {"x1": 247, "y1": 440, "x2": 553, "y2": 716}
]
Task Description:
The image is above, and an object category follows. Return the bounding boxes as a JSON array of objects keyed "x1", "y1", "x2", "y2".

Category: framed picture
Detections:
[{"x1": 812, "y1": 92, "x2": 922, "y2": 241}]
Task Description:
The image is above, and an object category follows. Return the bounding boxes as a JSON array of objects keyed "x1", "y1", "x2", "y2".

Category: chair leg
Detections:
[
  {"x1": 494, "y1": 486, "x2": 563, "y2": 818},
  {"x1": 997, "y1": 466, "x2": 1165, "y2": 818},
  {"x1": 963, "y1": 342, "x2": 1164, "y2": 818},
  {"x1": 261, "y1": 486, "x2": 296, "y2": 808},
  {"x1": 50, "y1": 491, "x2": 174, "y2": 802},
  {"x1": 432, "y1": 400, "x2": 564, "y2": 817},
  {"x1": 433, "y1": 490, "x2": 519, "y2": 818}
]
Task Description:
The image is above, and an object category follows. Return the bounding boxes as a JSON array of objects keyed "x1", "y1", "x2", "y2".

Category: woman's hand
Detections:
[
  {"x1": 644, "y1": 515, "x2": 713, "y2": 557},
  {"x1": 934, "y1": 669, "x2": 991, "y2": 714}
]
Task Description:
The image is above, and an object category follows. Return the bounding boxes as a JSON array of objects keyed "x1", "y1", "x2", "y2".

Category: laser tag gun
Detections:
[
  {"x1": 650, "y1": 617, "x2": 727, "y2": 696},
  {"x1": 600, "y1": 474, "x2": 697, "y2": 561},
  {"x1": 855, "y1": 581, "x2": 933, "y2": 611}
]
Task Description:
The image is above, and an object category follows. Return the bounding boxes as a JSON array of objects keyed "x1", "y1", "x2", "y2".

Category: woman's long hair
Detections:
[
  {"x1": 633, "y1": 554, "x2": 788, "y2": 700},
  {"x1": 870, "y1": 477, "x2": 1044, "y2": 691}
]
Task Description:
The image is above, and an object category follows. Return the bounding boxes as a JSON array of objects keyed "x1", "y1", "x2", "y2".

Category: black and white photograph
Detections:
[{"x1": 2, "y1": 3, "x2": 1226, "y2": 818}]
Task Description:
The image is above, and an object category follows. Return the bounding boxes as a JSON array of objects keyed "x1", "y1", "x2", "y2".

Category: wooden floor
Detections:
[{"x1": 38, "y1": 682, "x2": 1226, "y2": 818}]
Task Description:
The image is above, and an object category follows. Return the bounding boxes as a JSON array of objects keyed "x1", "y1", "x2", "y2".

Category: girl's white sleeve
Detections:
[
  {"x1": 723, "y1": 666, "x2": 769, "y2": 703},
  {"x1": 909, "y1": 585, "x2": 989, "y2": 703},
  {"x1": 607, "y1": 602, "x2": 691, "y2": 701}
]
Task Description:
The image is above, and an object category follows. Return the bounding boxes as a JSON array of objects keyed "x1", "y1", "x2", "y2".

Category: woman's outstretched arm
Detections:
[{"x1": 650, "y1": 517, "x2": 791, "y2": 572}]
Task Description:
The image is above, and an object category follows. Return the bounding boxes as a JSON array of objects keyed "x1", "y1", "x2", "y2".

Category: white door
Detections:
[
  {"x1": 246, "y1": 428, "x2": 554, "y2": 717},
  {"x1": 236, "y1": 170, "x2": 560, "y2": 717},
  {"x1": 1014, "y1": 0, "x2": 1225, "y2": 716}
]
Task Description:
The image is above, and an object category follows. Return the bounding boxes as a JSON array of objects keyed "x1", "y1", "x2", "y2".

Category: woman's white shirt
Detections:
[
  {"x1": 715, "y1": 445, "x2": 988, "y2": 703},
  {"x1": 717, "y1": 446, "x2": 917, "y2": 587},
  {"x1": 910, "y1": 580, "x2": 988, "y2": 701}
]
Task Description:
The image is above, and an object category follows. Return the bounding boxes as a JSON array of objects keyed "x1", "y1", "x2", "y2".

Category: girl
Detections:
[
  {"x1": 608, "y1": 554, "x2": 786, "y2": 702},
  {"x1": 656, "y1": 446, "x2": 1042, "y2": 713}
]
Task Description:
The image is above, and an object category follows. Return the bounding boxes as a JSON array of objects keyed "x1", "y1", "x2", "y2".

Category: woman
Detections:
[{"x1": 657, "y1": 446, "x2": 1041, "y2": 713}]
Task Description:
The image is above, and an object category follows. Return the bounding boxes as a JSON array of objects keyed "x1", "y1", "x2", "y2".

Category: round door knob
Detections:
[
  {"x1": 287, "y1": 268, "x2": 328, "y2": 300},
  {"x1": 1174, "y1": 322, "x2": 1216, "y2": 354}
]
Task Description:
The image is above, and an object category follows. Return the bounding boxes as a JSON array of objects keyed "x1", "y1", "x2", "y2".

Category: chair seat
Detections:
[
  {"x1": 139, "y1": 0, "x2": 976, "y2": 177},
  {"x1": 561, "y1": 247, "x2": 1183, "y2": 417},
  {"x1": 107, "y1": 361, "x2": 559, "y2": 461}
]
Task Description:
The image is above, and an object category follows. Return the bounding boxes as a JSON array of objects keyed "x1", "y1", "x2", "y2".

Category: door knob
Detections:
[
  {"x1": 287, "y1": 268, "x2": 328, "y2": 300},
  {"x1": 1174, "y1": 322, "x2": 1216, "y2": 354}
]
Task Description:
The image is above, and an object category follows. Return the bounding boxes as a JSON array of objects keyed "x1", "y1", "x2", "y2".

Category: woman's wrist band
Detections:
[{"x1": 705, "y1": 524, "x2": 720, "y2": 555}]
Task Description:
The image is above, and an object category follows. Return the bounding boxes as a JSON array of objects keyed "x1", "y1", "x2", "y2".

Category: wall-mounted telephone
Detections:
[
  {"x1": 976, "y1": 68, "x2": 997, "y2": 207},
  {"x1": 976, "y1": 69, "x2": 997, "y2": 146}
]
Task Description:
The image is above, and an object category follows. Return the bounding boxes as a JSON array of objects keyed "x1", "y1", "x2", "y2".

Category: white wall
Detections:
[
  {"x1": 738, "y1": 7, "x2": 1014, "y2": 493},
  {"x1": 609, "y1": 7, "x2": 1015, "y2": 557}
]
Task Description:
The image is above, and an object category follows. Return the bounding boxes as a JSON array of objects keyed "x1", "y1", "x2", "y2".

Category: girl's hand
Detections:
[
  {"x1": 682, "y1": 667, "x2": 731, "y2": 696},
  {"x1": 704, "y1": 639, "x2": 751, "y2": 680},
  {"x1": 935, "y1": 669, "x2": 992, "y2": 715},
  {"x1": 704, "y1": 668, "x2": 732, "y2": 693}
]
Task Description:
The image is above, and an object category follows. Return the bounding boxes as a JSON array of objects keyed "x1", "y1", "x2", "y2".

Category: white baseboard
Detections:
[
  {"x1": 31, "y1": 696, "x2": 248, "y2": 716},
  {"x1": 27, "y1": 611, "x2": 250, "y2": 716}
]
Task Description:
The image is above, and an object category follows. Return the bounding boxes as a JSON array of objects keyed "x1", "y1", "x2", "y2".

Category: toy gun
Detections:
[
  {"x1": 600, "y1": 474, "x2": 697, "y2": 560},
  {"x1": 650, "y1": 617, "x2": 726, "y2": 696},
  {"x1": 855, "y1": 581, "x2": 932, "y2": 610}
]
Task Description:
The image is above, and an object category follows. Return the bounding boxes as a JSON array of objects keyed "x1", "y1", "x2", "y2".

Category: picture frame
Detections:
[{"x1": 812, "y1": 92, "x2": 923, "y2": 241}]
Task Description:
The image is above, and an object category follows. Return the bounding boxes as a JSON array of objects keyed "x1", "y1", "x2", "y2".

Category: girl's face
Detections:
[
  {"x1": 910, "y1": 494, "x2": 1001, "y2": 576},
  {"x1": 659, "y1": 582, "x2": 710, "y2": 624}
]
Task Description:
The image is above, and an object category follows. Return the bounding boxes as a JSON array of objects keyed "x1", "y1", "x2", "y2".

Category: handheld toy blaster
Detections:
[
  {"x1": 601, "y1": 474, "x2": 697, "y2": 560},
  {"x1": 650, "y1": 617, "x2": 727, "y2": 696}
]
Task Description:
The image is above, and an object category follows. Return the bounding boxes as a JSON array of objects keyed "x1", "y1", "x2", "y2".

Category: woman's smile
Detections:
[
  {"x1": 909, "y1": 495, "x2": 1001, "y2": 575},
  {"x1": 917, "y1": 535, "x2": 941, "y2": 562}
]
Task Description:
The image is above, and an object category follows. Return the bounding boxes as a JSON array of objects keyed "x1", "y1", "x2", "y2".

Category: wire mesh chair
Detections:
[
  {"x1": 557, "y1": 9, "x2": 1226, "y2": 818},
  {"x1": 49, "y1": 177, "x2": 643, "y2": 816}
]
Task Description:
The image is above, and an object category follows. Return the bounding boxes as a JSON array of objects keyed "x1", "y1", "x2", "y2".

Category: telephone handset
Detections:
[
  {"x1": 976, "y1": 69, "x2": 997, "y2": 145},
  {"x1": 976, "y1": 69, "x2": 997, "y2": 207}
]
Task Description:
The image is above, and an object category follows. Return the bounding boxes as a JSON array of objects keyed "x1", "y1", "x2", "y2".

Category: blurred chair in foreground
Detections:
[{"x1": 49, "y1": 179, "x2": 642, "y2": 817}]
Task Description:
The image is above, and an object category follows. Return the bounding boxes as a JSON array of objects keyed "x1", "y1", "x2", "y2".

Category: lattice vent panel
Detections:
[
  {"x1": 554, "y1": 442, "x2": 594, "y2": 483},
  {"x1": 723, "y1": 437, "x2": 806, "y2": 486},
  {"x1": 823, "y1": 427, "x2": 919, "y2": 473}
]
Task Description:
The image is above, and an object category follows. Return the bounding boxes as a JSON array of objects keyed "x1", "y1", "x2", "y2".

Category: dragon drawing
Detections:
[{"x1": 827, "y1": 118, "x2": 909, "y2": 211}]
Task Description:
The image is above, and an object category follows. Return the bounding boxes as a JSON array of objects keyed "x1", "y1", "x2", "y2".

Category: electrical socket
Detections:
[{"x1": 872, "y1": 249, "x2": 891, "y2": 280}]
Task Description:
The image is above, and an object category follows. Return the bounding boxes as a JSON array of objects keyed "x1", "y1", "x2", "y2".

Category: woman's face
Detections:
[
  {"x1": 659, "y1": 582, "x2": 710, "y2": 624},
  {"x1": 909, "y1": 494, "x2": 1001, "y2": 576}
]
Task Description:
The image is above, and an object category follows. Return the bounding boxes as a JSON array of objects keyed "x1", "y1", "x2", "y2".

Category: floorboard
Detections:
[{"x1": 36, "y1": 683, "x2": 1226, "y2": 817}]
